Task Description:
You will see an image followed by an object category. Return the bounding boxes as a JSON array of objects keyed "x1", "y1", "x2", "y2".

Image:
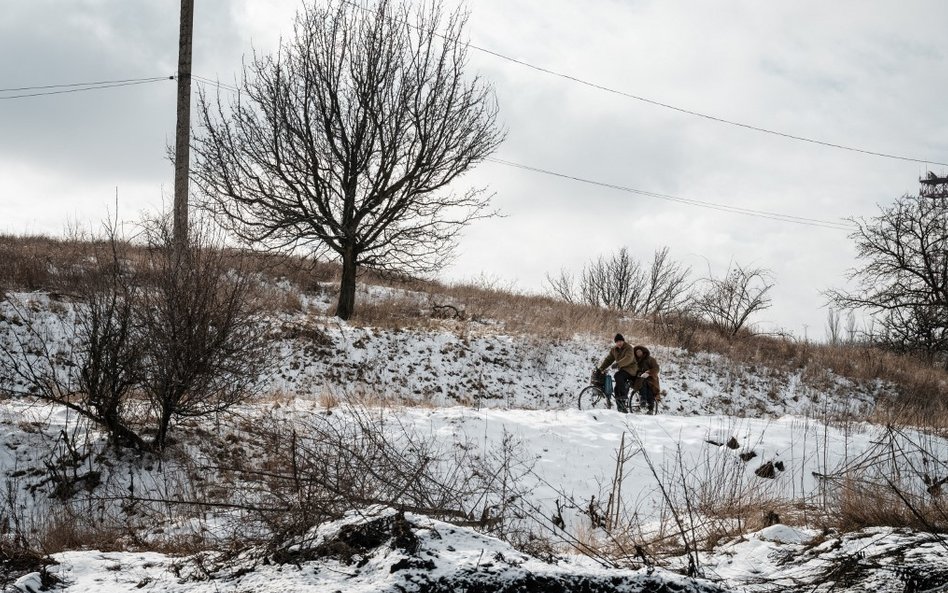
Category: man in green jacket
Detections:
[{"x1": 597, "y1": 334, "x2": 636, "y2": 413}]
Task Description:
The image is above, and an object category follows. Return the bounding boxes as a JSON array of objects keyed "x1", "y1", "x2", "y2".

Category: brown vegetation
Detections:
[{"x1": 1, "y1": 232, "x2": 946, "y2": 424}]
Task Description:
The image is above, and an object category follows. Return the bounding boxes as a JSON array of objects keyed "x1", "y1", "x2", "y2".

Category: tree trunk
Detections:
[
  {"x1": 153, "y1": 402, "x2": 174, "y2": 452},
  {"x1": 103, "y1": 411, "x2": 150, "y2": 451},
  {"x1": 336, "y1": 248, "x2": 358, "y2": 320}
]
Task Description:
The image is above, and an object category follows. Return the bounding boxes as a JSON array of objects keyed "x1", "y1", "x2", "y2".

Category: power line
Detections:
[
  {"x1": 470, "y1": 46, "x2": 948, "y2": 168},
  {"x1": 340, "y1": 0, "x2": 947, "y2": 168},
  {"x1": 0, "y1": 76, "x2": 172, "y2": 93},
  {"x1": 189, "y1": 62, "x2": 853, "y2": 230},
  {"x1": 487, "y1": 157, "x2": 857, "y2": 231},
  {"x1": 0, "y1": 76, "x2": 173, "y2": 100},
  {"x1": 192, "y1": 74, "x2": 241, "y2": 94}
]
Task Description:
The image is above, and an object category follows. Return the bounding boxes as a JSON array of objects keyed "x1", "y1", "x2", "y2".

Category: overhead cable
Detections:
[
  {"x1": 487, "y1": 157, "x2": 857, "y2": 231},
  {"x1": 192, "y1": 74, "x2": 241, "y2": 94},
  {"x1": 339, "y1": 0, "x2": 947, "y2": 168},
  {"x1": 471, "y1": 46, "x2": 948, "y2": 168},
  {"x1": 0, "y1": 76, "x2": 173, "y2": 100}
]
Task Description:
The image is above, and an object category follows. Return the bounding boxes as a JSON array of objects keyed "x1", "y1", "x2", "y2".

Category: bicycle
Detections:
[{"x1": 577, "y1": 369, "x2": 614, "y2": 410}]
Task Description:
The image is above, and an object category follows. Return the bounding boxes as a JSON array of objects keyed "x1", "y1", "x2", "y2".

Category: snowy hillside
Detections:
[
  {"x1": 267, "y1": 316, "x2": 883, "y2": 417},
  {"x1": 1, "y1": 287, "x2": 884, "y2": 417},
  {"x1": 1, "y1": 285, "x2": 945, "y2": 592}
]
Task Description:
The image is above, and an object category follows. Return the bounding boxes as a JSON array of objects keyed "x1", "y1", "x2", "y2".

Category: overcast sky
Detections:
[{"x1": 2, "y1": 1, "x2": 947, "y2": 339}]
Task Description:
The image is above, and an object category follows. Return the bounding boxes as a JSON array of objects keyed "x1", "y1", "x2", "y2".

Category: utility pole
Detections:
[{"x1": 173, "y1": 0, "x2": 195, "y2": 250}]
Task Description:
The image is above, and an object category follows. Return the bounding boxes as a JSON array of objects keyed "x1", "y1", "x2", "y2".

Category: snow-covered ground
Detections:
[
  {"x1": 1, "y1": 287, "x2": 944, "y2": 592},
  {"x1": 268, "y1": 315, "x2": 883, "y2": 418},
  {"x1": 0, "y1": 288, "x2": 883, "y2": 417},
  {"x1": 4, "y1": 399, "x2": 948, "y2": 592}
]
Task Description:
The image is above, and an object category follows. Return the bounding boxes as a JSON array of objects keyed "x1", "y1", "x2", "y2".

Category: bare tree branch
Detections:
[{"x1": 694, "y1": 261, "x2": 774, "y2": 337}]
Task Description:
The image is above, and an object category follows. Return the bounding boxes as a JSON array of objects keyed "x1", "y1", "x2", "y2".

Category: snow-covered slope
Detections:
[
  {"x1": 0, "y1": 287, "x2": 941, "y2": 592},
  {"x1": 1, "y1": 289, "x2": 884, "y2": 418},
  {"x1": 268, "y1": 316, "x2": 882, "y2": 417}
]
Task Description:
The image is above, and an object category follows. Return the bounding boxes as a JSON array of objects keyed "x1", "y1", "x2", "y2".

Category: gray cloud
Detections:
[{"x1": 3, "y1": 0, "x2": 947, "y2": 337}]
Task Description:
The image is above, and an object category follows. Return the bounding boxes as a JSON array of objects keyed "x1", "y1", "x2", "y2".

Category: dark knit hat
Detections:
[{"x1": 614, "y1": 333, "x2": 625, "y2": 343}]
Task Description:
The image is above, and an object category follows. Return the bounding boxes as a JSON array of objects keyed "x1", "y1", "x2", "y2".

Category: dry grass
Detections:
[
  {"x1": 37, "y1": 510, "x2": 135, "y2": 554},
  {"x1": 829, "y1": 477, "x2": 948, "y2": 533},
  {"x1": 0, "y1": 234, "x2": 100, "y2": 293}
]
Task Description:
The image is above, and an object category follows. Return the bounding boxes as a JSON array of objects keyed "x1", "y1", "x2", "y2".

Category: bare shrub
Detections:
[
  {"x1": 0, "y1": 227, "x2": 148, "y2": 449},
  {"x1": 135, "y1": 217, "x2": 271, "y2": 451},
  {"x1": 653, "y1": 309, "x2": 703, "y2": 352},
  {"x1": 832, "y1": 478, "x2": 934, "y2": 532},
  {"x1": 694, "y1": 262, "x2": 774, "y2": 337},
  {"x1": 227, "y1": 406, "x2": 533, "y2": 542},
  {"x1": 0, "y1": 217, "x2": 271, "y2": 454},
  {"x1": 815, "y1": 425, "x2": 948, "y2": 532}
]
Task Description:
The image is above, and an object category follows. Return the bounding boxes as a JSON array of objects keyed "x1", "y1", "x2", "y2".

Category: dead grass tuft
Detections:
[{"x1": 832, "y1": 477, "x2": 947, "y2": 533}]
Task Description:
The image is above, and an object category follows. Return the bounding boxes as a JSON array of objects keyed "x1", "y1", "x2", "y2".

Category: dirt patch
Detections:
[{"x1": 274, "y1": 510, "x2": 419, "y2": 566}]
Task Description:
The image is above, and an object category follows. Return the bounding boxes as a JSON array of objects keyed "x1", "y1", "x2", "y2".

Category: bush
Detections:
[{"x1": 0, "y1": 216, "x2": 271, "y2": 453}]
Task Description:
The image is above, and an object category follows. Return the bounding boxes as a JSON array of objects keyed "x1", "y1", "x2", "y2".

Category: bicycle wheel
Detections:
[{"x1": 577, "y1": 385, "x2": 610, "y2": 410}]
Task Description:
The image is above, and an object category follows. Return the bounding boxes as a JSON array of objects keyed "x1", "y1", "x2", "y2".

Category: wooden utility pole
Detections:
[{"x1": 173, "y1": 0, "x2": 195, "y2": 250}]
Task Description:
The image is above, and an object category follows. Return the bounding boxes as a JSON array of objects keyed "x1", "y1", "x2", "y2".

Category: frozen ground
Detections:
[
  {"x1": 3, "y1": 400, "x2": 948, "y2": 592},
  {"x1": 0, "y1": 288, "x2": 944, "y2": 591}
]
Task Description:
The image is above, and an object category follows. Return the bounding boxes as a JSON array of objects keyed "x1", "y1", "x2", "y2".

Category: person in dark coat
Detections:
[
  {"x1": 632, "y1": 345, "x2": 660, "y2": 415},
  {"x1": 597, "y1": 334, "x2": 636, "y2": 413}
]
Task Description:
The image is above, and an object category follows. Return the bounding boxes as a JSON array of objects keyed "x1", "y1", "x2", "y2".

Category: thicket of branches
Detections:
[
  {"x1": 230, "y1": 408, "x2": 533, "y2": 543},
  {"x1": 0, "y1": 218, "x2": 270, "y2": 453}
]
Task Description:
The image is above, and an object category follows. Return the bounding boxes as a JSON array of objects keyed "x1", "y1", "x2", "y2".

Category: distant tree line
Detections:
[
  {"x1": 545, "y1": 246, "x2": 775, "y2": 338},
  {"x1": 551, "y1": 186, "x2": 946, "y2": 368}
]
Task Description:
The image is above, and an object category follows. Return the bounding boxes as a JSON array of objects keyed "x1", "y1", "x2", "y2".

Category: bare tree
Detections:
[
  {"x1": 845, "y1": 311, "x2": 859, "y2": 344},
  {"x1": 192, "y1": 0, "x2": 504, "y2": 320},
  {"x1": 544, "y1": 268, "x2": 577, "y2": 305},
  {"x1": 641, "y1": 247, "x2": 692, "y2": 316},
  {"x1": 582, "y1": 247, "x2": 639, "y2": 311},
  {"x1": 546, "y1": 247, "x2": 690, "y2": 316},
  {"x1": 826, "y1": 194, "x2": 948, "y2": 368},
  {"x1": 826, "y1": 308, "x2": 843, "y2": 346},
  {"x1": 694, "y1": 262, "x2": 774, "y2": 337}
]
